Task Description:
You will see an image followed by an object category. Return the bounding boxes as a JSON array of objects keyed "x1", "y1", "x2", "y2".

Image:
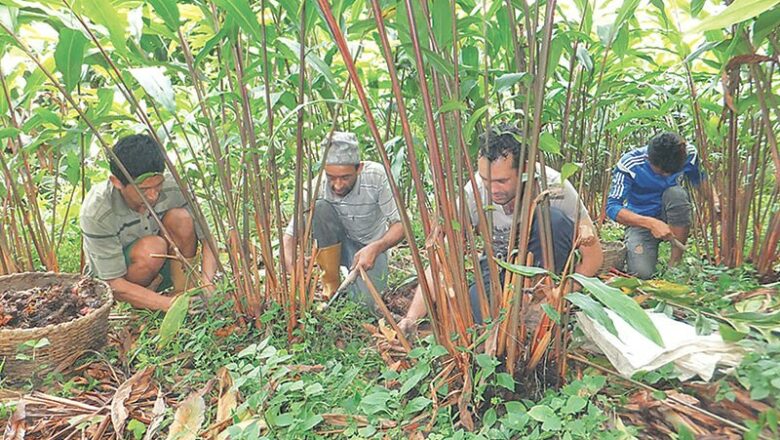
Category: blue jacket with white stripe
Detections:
[{"x1": 606, "y1": 145, "x2": 703, "y2": 221}]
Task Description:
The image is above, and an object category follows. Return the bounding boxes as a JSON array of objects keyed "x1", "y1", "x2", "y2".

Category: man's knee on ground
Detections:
[{"x1": 127, "y1": 235, "x2": 168, "y2": 282}]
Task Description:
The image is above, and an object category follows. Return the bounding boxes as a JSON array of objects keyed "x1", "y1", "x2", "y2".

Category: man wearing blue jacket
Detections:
[{"x1": 606, "y1": 132, "x2": 708, "y2": 279}]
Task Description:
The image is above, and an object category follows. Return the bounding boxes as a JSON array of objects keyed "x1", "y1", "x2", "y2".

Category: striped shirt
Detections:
[
  {"x1": 465, "y1": 165, "x2": 595, "y2": 256},
  {"x1": 606, "y1": 145, "x2": 702, "y2": 220},
  {"x1": 284, "y1": 161, "x2": 401, "y2": 244},
  {"x1": 80, "y1": 174, "x2": 200, "y2": 280}
]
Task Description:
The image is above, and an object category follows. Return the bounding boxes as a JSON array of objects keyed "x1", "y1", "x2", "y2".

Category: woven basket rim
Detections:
[{"x1": 0, "y1": 272, "x2": 113, "y2": 338}]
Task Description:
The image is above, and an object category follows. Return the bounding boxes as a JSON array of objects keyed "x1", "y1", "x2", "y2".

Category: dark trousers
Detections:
[
  {"x1": 311, "y1": 199, "x2": 388, "y2": 309},
  {"x1": 625, "y1": 186, "x2": 691, "y2": 279},
  {"x1": 469, "y1": 206, "x2": 575, "y2": 324}
]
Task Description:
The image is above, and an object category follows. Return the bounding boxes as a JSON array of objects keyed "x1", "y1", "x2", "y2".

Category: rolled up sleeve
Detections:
[{"x1": 80, "y1": 216, "x2": 126, "y2": 280}]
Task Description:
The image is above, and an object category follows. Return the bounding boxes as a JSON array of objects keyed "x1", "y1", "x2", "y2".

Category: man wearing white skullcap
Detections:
[{"x1": 283, "y1": 131, "x2": 404, "y2": 309}]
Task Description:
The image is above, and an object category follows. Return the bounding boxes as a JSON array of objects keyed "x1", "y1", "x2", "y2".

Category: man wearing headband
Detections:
[
  {"x1": 283, "y1": 131, "x2": 404, "y2": 308},
  {"x1": 80, "y1": 134, "x2": 217, "y2": 311}
]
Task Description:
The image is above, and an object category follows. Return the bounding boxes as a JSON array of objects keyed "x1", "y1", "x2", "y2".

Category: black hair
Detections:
[
  {"x1": 647, "y1": 132, "x2": 687, "y2": 174},
  {"x1": 478, "y1": 123, "x2": 523, "y2": 169},
  {"x1": 109, "y1": 134, "x2": 165, "y2": 185}
]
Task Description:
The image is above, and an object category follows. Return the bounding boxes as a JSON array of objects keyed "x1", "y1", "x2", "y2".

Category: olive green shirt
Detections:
[{"x1": 79, "y1": 175, "x2": 200, "y2": 280}]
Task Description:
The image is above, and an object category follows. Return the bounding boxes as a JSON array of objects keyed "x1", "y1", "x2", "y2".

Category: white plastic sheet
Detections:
[{"x1": 576, "y1": 309, "x2": 743, "y2": 381}]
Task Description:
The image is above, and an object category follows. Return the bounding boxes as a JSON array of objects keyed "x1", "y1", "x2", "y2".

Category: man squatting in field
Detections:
[
  {"x1": 80, "y1": 134, "x2": 217, "y2": 311},
  {"x1": 398, "y1": 125, "x2": 604, "y2": 333},
  {"x1": 607, "y1": 131, "x2": 716, "y2": 279},
  {"x1": 282, "y1": 131, "x2": 405, "y2": 310}
]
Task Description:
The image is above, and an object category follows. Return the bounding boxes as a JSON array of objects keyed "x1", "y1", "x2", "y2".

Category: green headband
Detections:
[{"x1": 134, "y1": 172, "x2": 163, "y2": 185}]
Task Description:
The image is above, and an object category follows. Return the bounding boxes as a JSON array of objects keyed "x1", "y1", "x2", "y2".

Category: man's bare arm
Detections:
[
  {"x1": 615, "y1": 208, "x2": 673, "y2": 239},
  {"x1": 107, "y1": 277, "x2": 172, "y2": 311}
]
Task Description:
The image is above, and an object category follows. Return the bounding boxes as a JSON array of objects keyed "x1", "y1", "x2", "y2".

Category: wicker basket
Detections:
[
  {"x1": 0, "y1": 272, "x2": 113, "y2": 381},
  {"x1": 599, "y1": 241, "x2": 627, "y2": 273}
]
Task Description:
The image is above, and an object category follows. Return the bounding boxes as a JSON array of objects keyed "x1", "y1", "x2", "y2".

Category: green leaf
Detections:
[
  {"x1": 495, "y1": 72, "x2": 529, "y2": 94},
  {"x1": 576, "y1": 45, "x2": 592, "y2": 71},
  {"x1": 560, "y1": 163, "x2": 581, "y2": 182},
  {"x1": 605, "y1": 109, "x2": 663, "y2": 131},
  {"x1": 566, "y1": 292, "x2": 619, "y2": 337},
  {"x1": 74, "y1": 0, "x2": 128, "y2": 53},
  {"x1": 213, "y1": 0, "x2": 262, "y2": 41},
  {"x1": 539, "y1": 132, "x2": 561, "y2": 155},
  {"x1": 399, "y1": 362, "x2": 430, "y2": 395},
  {"x1": 690, "y1": 0, "x2": 780, "y2": 33},
  {"x1": 463, "y1": 105, "x2": 488, "y2": 141},
  {"x1": 431, "y1": 0, "x2": 452, "y2": 48},
  {"x1": 541, "y1": 304, "x2": 561, "y2": 325},
  {"x1": 54, "y1": 28, "x2": 88, "y2": 94},
  {"x1": 690, "y1": 0, "x2": 706, "y2": 17},
  {"x1": 527, "y1": 405, "x2": 561, "y2": 431},
  {"x1": 148, "y1": 0, "x2": 180, "y2": 31},
  {"x1": 495, "y1": 258, "x2": 550, "y2": 277},
  {"x1": 404, "y1": 396, "x2": 432, "y2": 414},
  {"x1": 359, "y1": 391, "x2": 392, "y2": 415},
  {"x1": 718, "y1": 323, "x2": 747, "y2": 342},
  {"x1": 562, "y1": 395, "x2": 587, "y2": 415},
  {"x1": 614, "y1": 0, "x2": 641, "y2": 30},
  {"x1": 129, "y1": 67, "x2": 176, "y2": 112},
  {"x1": 157, "y1": 294, "x2": 190, "y2": 349},
  {"x1": 0, "y1": 127, "x2": 21, "y2": 139},
  {"x1": 497, "y1": 373, "x2": 515, "y2": 391},
  {"x1": 437, "y1": 100, "x2": 467, "y2": 114},
  {"x1": 300, "y1": 414, "x2": 323, "y2": 431},
  {"x1": 571, "y1": 274, "x2": 664, "y2": 347}
]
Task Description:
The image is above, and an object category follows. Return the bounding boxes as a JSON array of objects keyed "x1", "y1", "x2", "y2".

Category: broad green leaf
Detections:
[
  {"x1": 463, "y1": 105, "x2": 488, "y2": 141},
  {"x1": 690, "y1": 0, "x2": 780, "y2": 33},
  {"x1": 541, "y1": 304, "x2": 561, "y2": 325},
  {"x1": 148, "y1": 0, "x2": 180, "y2": 31},
  {"x1": 571, "y1": 274, "x2": 664, "y2": 347},
  {"x1": 437, "y1": 100, "x2": 467, "y2": 114},
  {"x1": 562, "y1": 395, "x2": 587, "y2": 415},
  {"x1": 157, "y1": 294, "x2": 190, "y2": 349},
  {"x1": 213, "y1": 0, "x2": 262, "y2": 41},
  {"x1": 566, "y1": 292, "x2": 619, "y2": 337},
  {"x1": 129, "y1": 67, "x2": 176, "y2": 112},
  {"x1": 614, "y1": 0, "x2": 640, "y2": 30},
  {"x1": 431, "y1": 0, "x2": 452, "y2": 48},
  {"x1": 605, "y1": 109, "x2": 663, "y2": 131},
  {"x1": 753, "y1": 7, "x2": 780, "y2": 44},
  {"x1": 54, "y1": 28, "x2": 88, "y2": 93},
  {"x1": 539, "y1": 132, "x2": 561, "y2": 155},
  {"x1": 0, "y1": 127, "x2": 21, "y2": 139},
  {"x1": 718, "y1": 323, "x2": 747, "y2": 342},
  {"x1": 495, "y1": 72, "x2": 529, "y2": 94},
  {"x1": 399, "y1": 362, "x2": 430, "y2": 395},
  {"x1": 497, "y1": 373, "x2": 515, "y2": 391},
  {"x1": 495, "y1": 258, "x2": 550, "y2": 277},
  {"x1": 690, "y1": 0, "x2": 706, "y2": 17},
  {"x1": 576, "y1": 45, "x2": 592, "y2": 71},
  {"x1": 404, "y1": 396, "x2": 431, "y2": 414},
  {"x1": 560, "y1": 162, "x2": 581, "y2": 182},
  {"x1": 74, "y1": 0, "x2": 128, "y2": 53},
  {"x1": 527, "y1": 405, "x2": 561, "y2": 431}
]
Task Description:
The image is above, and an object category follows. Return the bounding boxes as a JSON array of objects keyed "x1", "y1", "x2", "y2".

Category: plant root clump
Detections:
[{"x1": 0, "y1": 277, "x2": 105, "y2": 329}]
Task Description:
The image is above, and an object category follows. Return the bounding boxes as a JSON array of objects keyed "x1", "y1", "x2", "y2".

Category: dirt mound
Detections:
[
  {"x1": 0, "y1": 277, "x2": 105, "y2": 329},
  {"x1": 383, "y1": 282, "x2": 417, "y2": 317}
]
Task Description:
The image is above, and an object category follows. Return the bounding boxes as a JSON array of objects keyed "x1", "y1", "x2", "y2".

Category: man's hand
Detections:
[
  {"x1": 351, "y1": 242, "x2": 381, "y2": 271},
  {"x1": 648, "y1": 219, "x2": 673, "y2": 240}
]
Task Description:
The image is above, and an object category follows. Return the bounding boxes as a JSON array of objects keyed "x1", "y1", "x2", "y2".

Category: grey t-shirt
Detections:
[
  {"x1": 80, "y1": 174, "x2": 200, "y2": 280},
  {"x1": 464, "y1": 165, "x2": 595, "y2": 255},
  {"x1": 285, "y1": 161, "x2": 401, "y2": 244}
]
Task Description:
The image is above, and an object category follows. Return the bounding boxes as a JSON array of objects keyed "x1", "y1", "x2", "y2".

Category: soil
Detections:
[
  {"x1": 383, "y1": 281, "x2": 417, "y2": 318},
  {"x1": 0, "y1": 277, "x2": 105, "y2": 329}
]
